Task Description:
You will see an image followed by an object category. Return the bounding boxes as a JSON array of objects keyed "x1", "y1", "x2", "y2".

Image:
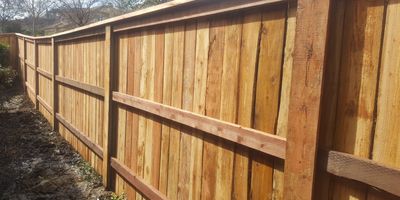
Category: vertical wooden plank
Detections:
[
  {"x1": 369, "y1": 2, "x2": 400, "y2": 200},
  {"x1": 216, "y1": 16, "x2": 241, "y2": 200},
  {"x1": 34, "y1": 40, "x2": 39, "y2": 109},
  {"x1": 283, "y1": 0, "x2": 332, "y2": 199},
  {"x1": 23, "y1": 38, "x2": 27, "y2": 92},
  {"x1": 51, "y1": 38, "x2": 58, "y2": 130},
  {"x1": 274, "y1": 2, "x2": 297, "y2": 199},
  {"x1": 167, "y1": 24, "x2": 184, "y2": 200},
  {"x1": 117, "y1": 33, "x2": 128, "y2": 195},
  {"x1": 233, "y1": 13, "x2": 261, "y2": 200},
  {"x1": 136, "y1": 31, "x2": 149, "y2": 200},
  {"x1": 124, "y1": 33, "x2": 136, "y2": 199},
  {"x1": 158, "y1": 26, "x2": 173, "y2": 194},
  {"x1": 177, "y1": 22, "x2": 196, "y2": 200},
  {"x1": 314, "y1": 0, "x2": 345, "y2": 199},
  {"x1": 331, "y1": 1, "x2": 385, "y2": 199},
  {"x1": 143, "y1": 29, "x2": 156, "y2": 186},
  {"x1": 190, "y1": 21, "x2": 209, "y2": 200},
  {"x1": 251, "y1": 7, "x2": 286, "y2": 200},
  {"x1": 103, "y1": 25, "x2": 114, "y2": 188},
  {"x1": 151, "y1": 28, "x2": 164, "y2": 189},
  {"x1": 201, "y1": 19, "x2": 225, "y2": 200}
]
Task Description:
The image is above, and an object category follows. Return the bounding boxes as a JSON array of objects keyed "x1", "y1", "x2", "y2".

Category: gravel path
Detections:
[{"x1": 0, "y1": 87, "x2": 113, "y2": 200}]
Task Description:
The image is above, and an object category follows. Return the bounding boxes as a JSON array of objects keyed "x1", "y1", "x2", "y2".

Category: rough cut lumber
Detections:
[
  {"x1": 321, "y1": 150, "x2": 400, "y2": 197},
  {"x1": 55, "y1": 32, "x2": 105, "y2": 43},
  {"x1": 112, "y1": 92, "x2": 286, "y2": 159},
  {"x1": 37, "y1": 68, "x2": 52, "y2": 79},
  {"x1": 110, "y1": 158, "x2": 168, "y2": 200},
  {"x1": 113, "y1": 0, "x2": 287, "y2": 33},
  {"x1": 232, "y1": 13, "x2": 261, "y2": 199},
  {"x1": 102, "y1": 25, "x2": 114, "y2": 187},
  {"x1": 37, "y1": 95, "x2": 53, "y2": 113},
  {"x1": 330, "y1": 1, "x2": 385, "y2": 199},
  {"x1": 283, "y1": 0, "x2": 332, "y2": 199},
  {"x1": 51, "y1": 38, "x2": 58, "y2": 130},
  {"x1": 56, "y1": 113, "x2": 104, "y2": 159},
  {"x1": 56, "y1": 75, "x2": 105, "y2": 97}
]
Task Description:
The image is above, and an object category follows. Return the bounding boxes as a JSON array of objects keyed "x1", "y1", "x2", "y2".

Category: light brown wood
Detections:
[
  {"x1": 113, "y1": 0, "x2": 288, "y2": 33},
  {"x1": 283, "y1": 0, "x2": 332, "y2": 199},
  {"x1": 37, "y1": 95, "x2": 53, "y2": 113},
  {"x1": 34, "y1": 40, "x2": 39, "y2": 110},
  {"x1": 102, "y1": 25, "x2": 114, "y2": 188},
  {"x1": 56, "y1": 75, "x2": 105, "y2": 97},
  {"x1": 56, "y1": 113, "x2": 104, "y2": 159},
  {"x1": 110, "y1": 157, "x2": 168, "y2": 200},
  {"x1": 37, "y1": 68, "x2": 52, "y2": 79},
  {"x1": 112, "y1": 92, "x2": 286, "y2": 159},
  {"x1": 321, "y1": 150, "x2": 400, "y2": 197}
]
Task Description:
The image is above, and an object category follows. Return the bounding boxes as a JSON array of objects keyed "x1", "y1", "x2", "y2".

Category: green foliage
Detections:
[
  {"x1": 0, "y1": 67, "x2": 17, "y2": 89},
  {"x1": 0, "y1": 43, "x2": 9, "y2": 67},
  {"x1": 0, "y1": 43, "x2": 17, "y2": 89}
]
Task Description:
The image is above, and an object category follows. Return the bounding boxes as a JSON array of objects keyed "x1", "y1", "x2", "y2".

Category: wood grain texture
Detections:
[
  {"x1": 283, "y1": 0, "x2": 332, "y2": 199},
  {"x1": 323, "y1": 151, "x2": 400, "y2": 197},
  {"x1": 112, "y1": 92, "x2": 286, "y2": 159},
  {"x1": 331, "y1": 1, "x2": 385, "y2": 199}
]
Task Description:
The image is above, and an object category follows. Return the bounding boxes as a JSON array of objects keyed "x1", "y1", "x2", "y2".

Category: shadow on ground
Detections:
[{"x1": 0, "y1": 86, "x2": 112, "y2": 200}]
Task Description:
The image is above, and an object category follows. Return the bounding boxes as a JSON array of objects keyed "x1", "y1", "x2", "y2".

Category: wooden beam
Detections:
[
  {"x1": 110, "y1": 157, "x2": 168, "y2": 200},
  {"x1": 102, "y1": 25, "x2": 114, "y2": 187},
  {"x1": 320, "y1": 150, "x2": 400, "y2": 197},
  {"x1": 37, "y1": 68, "x2": 52, "y2": 79},
  {"x1": 25, "y1": 61, "x2": 35, "y2": 69},
  {"x1": 55, "y1": 32, "x2": 105, "y2": 43},
  {"x1": 25, "y1": 82, "x2": 35, "y2": 94},
  {"x1": 34, "y1": 40, "x2": 39, "y2": 110},
  {"x1": 283, "y1": 0, "x2": 332, "y2": 199},
  {"x1": 113, "y1": 0, "x2": 286, "y2": 32},
  {"x1": 37, "y1": 95, "x2": 53, "y2": 113},
  {"x1": 56, "y1": 113, "x2": 104, "y2": 159},
  {"x1": 56, "y1": 75, "x2": 105, "y2": 97},
  {"x1": 51, "y1": 38, "x2": 58, "y2": 130},
  {"x1": 112, "y1": 92, "x2": 287, "y2": 159},
  {"x1": 22, "y1": 38, "x2": 27, "y2": 92}
]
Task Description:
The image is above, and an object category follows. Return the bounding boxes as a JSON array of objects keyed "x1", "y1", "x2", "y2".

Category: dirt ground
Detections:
[{"x1": 0, "y1": 86, "x2": 113, "y2": 200}]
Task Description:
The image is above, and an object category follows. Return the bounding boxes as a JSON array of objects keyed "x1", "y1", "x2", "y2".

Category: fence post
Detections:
[
  {"x1": 283, "y1": 0, "x2": 332, "y2": 199},
  {"x1": 51, "y1": 38, "x2": 58, "y2": 130},
  {"x1": 34, "y1": 40, "x2": 39, "y2": 110},
  {"x1": 22, "y1": 37, "x2": 27, "y2": 92},
  {"x1": 103, "y1": 25, "x2": 114, "y2": 188}
]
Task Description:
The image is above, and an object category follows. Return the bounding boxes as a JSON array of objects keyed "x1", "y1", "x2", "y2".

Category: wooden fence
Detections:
[{"x1": 1, "y1": 0, "x2": 400, "y2": 199}]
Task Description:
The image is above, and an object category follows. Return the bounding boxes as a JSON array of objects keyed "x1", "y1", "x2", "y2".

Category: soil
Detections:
[{"x1": 0, "y1": 86, "x2": 113, "y2": 200}]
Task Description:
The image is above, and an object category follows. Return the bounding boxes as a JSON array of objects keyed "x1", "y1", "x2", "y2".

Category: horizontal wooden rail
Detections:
[
  {"x1": 320, "y1": 150, "x2": 400, "y2": 197},
  {"x1": 112, "y1": 92, "x2": 286, "y2": 159},
  {"x1": 55, "y1": 32, "x2": 105, "y2": 43},
  {"x1": 37, "y1": 95, "x2": 53, "y2": 113},
  {"x1": 25, "y1": 61, "x2": 35, "y2": 70},
  {"x1": 56, "y1": 76, "x2": 105, "y2": 97},
  {"x1": 110, "y1": 157, "x2": 168, "y2": 200},
  {"x1": 37, "y1": 68, "x2": 52, "y2": 79},
  {"x1": 114, "y1": 0, "x2": 286, "y2": 32},
  {"x1": 56, "y1": 113, "x2": 104, "y2": 159},
  {"x1": 25, "y1": 82, "x2": 35, "y2": 94}
]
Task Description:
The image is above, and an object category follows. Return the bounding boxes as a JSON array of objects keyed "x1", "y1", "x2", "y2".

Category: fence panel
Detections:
[{"x1": 3, "y1": 0, "x2": 400, "y2": 199}]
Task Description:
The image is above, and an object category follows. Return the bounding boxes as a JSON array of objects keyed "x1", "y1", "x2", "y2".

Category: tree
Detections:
[
  {"x1": 111, "y1": 0, "x2": 168, "y2": 13},
  {"x1": 0, "y1": 0, "x2": 19, "y2": 32},
  {"x1": 19, "y1": 0, "x2": 56, "y2": 35},
  {"x1": 56, "y1": 0, "x2": 102, "y2": 27}
]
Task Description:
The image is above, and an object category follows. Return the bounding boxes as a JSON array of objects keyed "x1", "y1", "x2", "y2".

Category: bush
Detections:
[
  {"x1": 0, "y1": 67, "x2": 17, "y2": 89},
  {"x1": 0, "y1": 43, "x2": 9, "y2": 67},
  {"x1": 0, "y1": 43, "x2": 17, "y2": 89}
]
